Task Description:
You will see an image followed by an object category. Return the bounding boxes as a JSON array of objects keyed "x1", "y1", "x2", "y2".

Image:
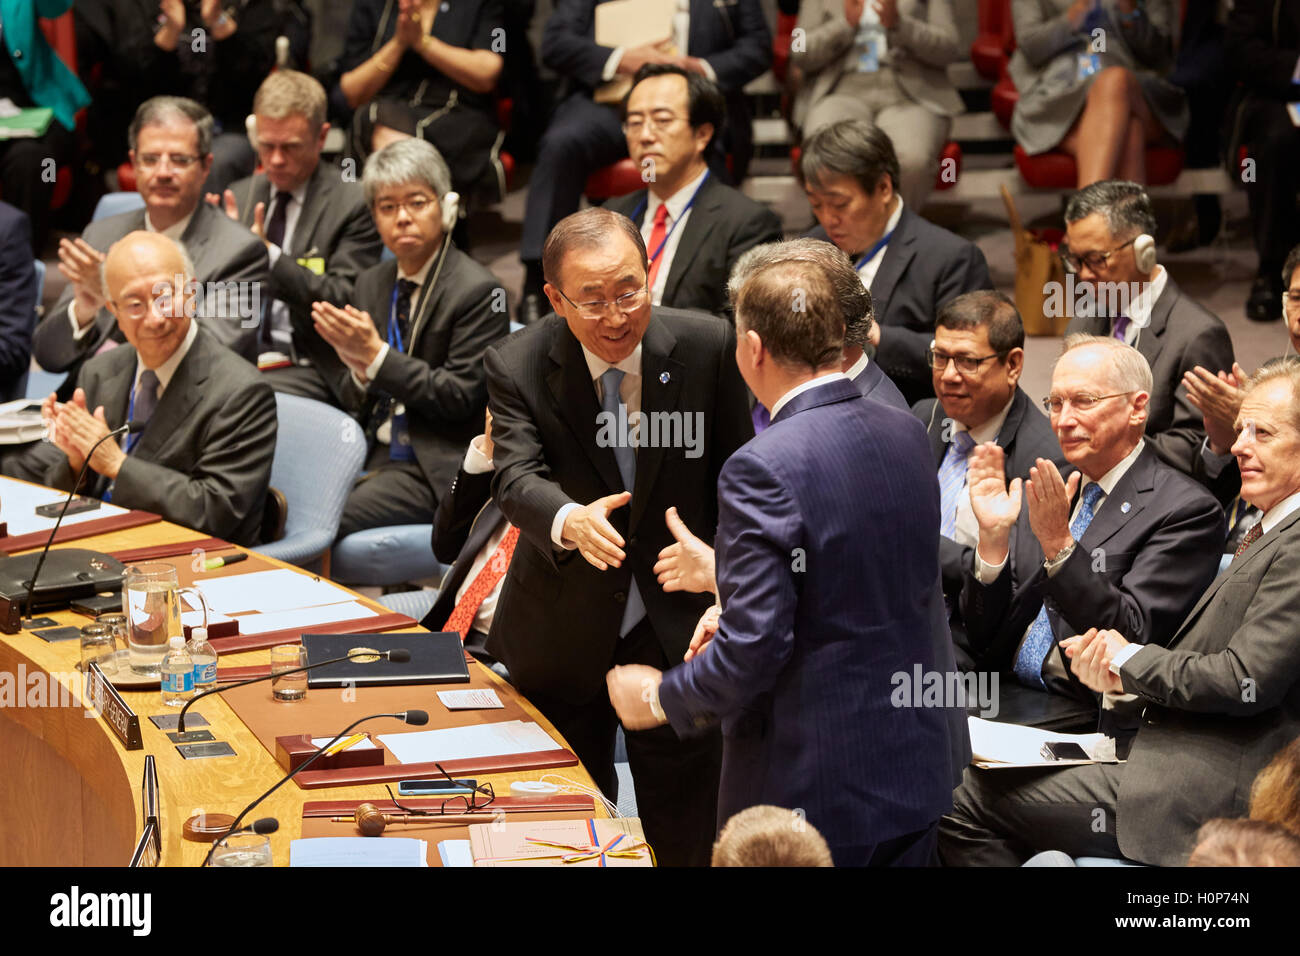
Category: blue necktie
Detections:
[
  {"x1": 1013, "y1": 482, "x2": 1106, "y2": 688},
  {"x1": 937, "y1": 431, "x2": 976, "y2": 539},
  {"x1": 600, "y1": 368, "x2": 644, "y2": 638}
]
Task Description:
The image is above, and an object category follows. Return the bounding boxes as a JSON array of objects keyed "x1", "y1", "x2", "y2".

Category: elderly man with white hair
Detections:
[
  {"x1": 312, "y1": 137, "x2": 508, "y2": 538},
  {"x1": 35, "y1": 231, "x2": 277, "y2": 546}
]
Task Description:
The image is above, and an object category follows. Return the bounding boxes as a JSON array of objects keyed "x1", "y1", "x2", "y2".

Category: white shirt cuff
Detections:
[
  {"x1": 463, "y1": 435, "x2": 493, "y2": 474},
  {"x1": 551, "y1": 502, "x2": 580, "y2": 549},
  {"x1": 1199, "y1": 436, "x2": 1233, "y2": 479},
  {"x1": 973, "y1": 550, "x2": 1008, "y2": 584},
  {"x1": 602, "y1": 47, "x2": 625, "y2": 82},
  {"x1": 69, "y1": 300, "x2": 96, "y2": 340},
  {"x1": 1108, "y1": 642, "x2": 1143, "y2": 675},
  {"x1": 362, "y1": 342, "x2": 390, "y2": 384},
  {"x1": 699, "y1": 58, "x2": 716, "y2": 81},
  {"x1": 267, "y1": 243, "x2": 282, "y2": 268}
]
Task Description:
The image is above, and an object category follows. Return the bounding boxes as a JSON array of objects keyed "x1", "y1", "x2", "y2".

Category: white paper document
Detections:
[
  {"x1": 0, "y1": 475, "x2": 129, "y2": 537},
  {"x1": 379, "y1": 719, "x2": 561, "y2": 765},
  {"x1": 231, "y1": 600, "x2": 378, "y2": 635},
  {"x1": 194, "y1": 568, "x2": 358, "y2": 616},
  {"x1": 968, "y1": 716, "x2": 1118, "y2": 768},
  {"x1": 290, "y1": 837, "x2": 427, "y2": 867},
  {"x1": 437, "y1": 688, "x2": 504, "y2": 710},
  {"x1": 438, "y1": 840, "x2": 474, "y2": 868},
  {"x1": 594, "y1": 0, "x2": 675, "y2": 47}
]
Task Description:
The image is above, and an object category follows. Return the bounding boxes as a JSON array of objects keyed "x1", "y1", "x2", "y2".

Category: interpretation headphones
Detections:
[
  {"x1": 1133, "y1": 233, "x2": 1157, "y2": 274},
  {"x1": 439, "y1": 191, "x2": 460, "y2": 233}
]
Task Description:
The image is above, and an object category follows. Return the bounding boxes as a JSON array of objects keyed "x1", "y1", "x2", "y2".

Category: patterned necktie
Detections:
[
  {"x1": 600, "y1": 367, "x2": 644, "y2": 637},
  {"x1": 394, "y1": 278, "x2": 418, "y2": 349},
  {"x1": 937, "y1": 431, "x2": 976, "y2": 539},
  {"x1": 645, "y1": 204, "x2": 671, "y2": 292},
  {"x1": 1234, "y1": 521, "x2": 1264, "y2": 560},
  {"x1": 1112, "y1": 315, "x2": 1131, "y2": 341},
  {"x1": 442, "y1": 525, "x2": 520, "y2": 639},
  {"x1": 1013, "y1": 482, "x2": 1106, "y2": 688},
  {"x1": 261, "y1": 191, "x2": 291, "y2": 348},
  {"x1": 752, "y1": 403, "x2": 771, "y2": 434}
]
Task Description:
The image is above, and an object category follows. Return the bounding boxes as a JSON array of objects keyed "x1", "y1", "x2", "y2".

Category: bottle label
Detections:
[
  {"x1": 163, "y1": 670, "x2": 194, "y2": 693},
  {"x1": 193, "y1": 662, "x2": 217, "y2": 684}
]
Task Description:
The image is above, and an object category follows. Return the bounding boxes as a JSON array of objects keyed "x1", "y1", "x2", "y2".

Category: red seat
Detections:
[
  {"x1": 772, "y1": 12, "x2": 799, "y2": 85},
  {"x1": 971, "y1": 0, "x2": 1014, "y2": 82},
  {"x1": 792, "y1": 141, "x2": 963, "y2": 192},
  {"x1": 991, "y1": 74, "x2": 1018, "y2": 130},
  {"x1": 584, "y1": 158, "x2": 644, "y2": 201},
  {"x1": 1012, "y1": 144, "x2": 1185, "y2": 188}
]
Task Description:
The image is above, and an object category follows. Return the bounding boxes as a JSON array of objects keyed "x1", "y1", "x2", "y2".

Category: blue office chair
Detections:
[
  {"x1": 91, "y1": 192, "x2": 146, "y2": 222},
  {"x1": 252, "y1": 394, "x2": 367, "y2": 573},
  {"x1": 331, "y1": 524, "x2": 448, "y2": 587},
  {"x1": 376, "y1": 589, "x2": 438, "y2": 621}
]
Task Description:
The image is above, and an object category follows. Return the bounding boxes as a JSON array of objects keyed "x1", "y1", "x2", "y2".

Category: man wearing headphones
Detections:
[
  {"x1": 312, "y1": 138, "x2": 509, "y2": 538},
  {"x1": 1062, "y1": 180, "x2": 1234, "y2": 490}
]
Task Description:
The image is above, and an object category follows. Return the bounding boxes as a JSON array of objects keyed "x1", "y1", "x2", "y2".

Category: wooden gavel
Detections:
[{"x1": 332, "y1": 803, "x2": 495, "y2": 836}]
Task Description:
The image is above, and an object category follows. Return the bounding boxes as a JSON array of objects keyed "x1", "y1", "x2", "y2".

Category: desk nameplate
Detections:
[{"x1": 85, "y1": 661, "x2": 143, "y2": 750}]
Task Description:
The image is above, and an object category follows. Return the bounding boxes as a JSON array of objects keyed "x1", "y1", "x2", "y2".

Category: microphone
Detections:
[
  {"x1": 234, "y1": 817, "x2": 279, "y2": 836},
  {"x1": 201, "y1": 710, "x2": 426, "y2": 865},
  {"x1": 21, "y1": 420, "x2": 144, "y2": 626},
  {"x1": 177, "y1": 647, "x2": 411, "y2": 733}
]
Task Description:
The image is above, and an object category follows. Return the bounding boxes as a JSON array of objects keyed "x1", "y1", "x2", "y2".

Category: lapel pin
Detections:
[
  {"x1": 659, "y1": 372, "x2": 670, "y2": 384},
  {"x1": 1121, "y1": 501, "x2": 1131, "y2": 514}
]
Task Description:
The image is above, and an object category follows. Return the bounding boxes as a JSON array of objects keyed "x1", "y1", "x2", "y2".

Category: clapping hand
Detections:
[
  {"x1": 967, "y1": 441, "x2": 1022, "y2": 566},
  {"x1": 1060, "y1": 627, "x2": 1128, "y2": 694},
  {"x1": 57, "y1": 238, "x2": 108, "y2": 328},
  {"x1": 1025, "y1": 458, "x2": 1080, "y2": 560},
  {"x1": 1183, "y1": 363, "x2": 1246, "y2": 456},
  {"x1": 311, "y1": 301, "x2": 384, "y2": 376}
]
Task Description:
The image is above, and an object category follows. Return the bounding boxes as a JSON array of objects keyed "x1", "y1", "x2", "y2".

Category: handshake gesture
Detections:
[{"x1": 968, "y1": 443, "x2": 1080, "y2": 568}]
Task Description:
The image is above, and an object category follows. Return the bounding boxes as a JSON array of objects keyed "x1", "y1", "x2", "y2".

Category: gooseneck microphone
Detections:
[
  {"x1": 22, "y1": 420, "x2": 144, "y2": 625},
  {"x1": 201, "y1": 709, "x2": 429, "y2": 865},
  {"x1": 176, "y1": 647, "x2": 412, "y2": 733}
]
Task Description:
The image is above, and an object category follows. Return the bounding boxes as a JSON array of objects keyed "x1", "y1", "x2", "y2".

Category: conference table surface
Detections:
[{"x1": 0, "y1": 502, "x2": 605, "y2": 867}]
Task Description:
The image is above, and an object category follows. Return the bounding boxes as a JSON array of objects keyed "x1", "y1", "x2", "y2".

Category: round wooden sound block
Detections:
[{"x1": 183, "y1": 813, "x2": 236, "y2": 842}]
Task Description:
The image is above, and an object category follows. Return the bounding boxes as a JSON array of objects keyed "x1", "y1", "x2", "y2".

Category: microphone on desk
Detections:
[
  {"x1": 233, "y1": 817, "x2": 280, "y2": 836},
  {"x1": 200, "y1": 709, "x2": 428, "y2": 865},
  {"x1": 19, "y1": 420, "x2": 144, "y2": 627},
  {"x1": 176, "y1": 647, "x2": 412, "y2": 733}
]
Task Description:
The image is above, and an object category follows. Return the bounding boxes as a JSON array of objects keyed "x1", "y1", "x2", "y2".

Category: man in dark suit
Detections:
[
  {"x1": 1061, "y1": 180, "x2": 1235, "y2": 487},
  {"x1": 516, "y1": 0, "x2": 770, "y2": 323},
  {"x1": 911, "y1": 292, "x2": 1063, "y2": 663},
  {"x1": 0, "y1": 202, "x2": 39, "y2": 401},
  {"x1": 311, "y1": 139, "x2": 508, "y2": 539},
  {"x1": 485, "y1": 207, "x2": 753, "y2": 866},
  {"x1": 35, "y1": 232, "x2": 275, "y2": 547},
  {"x1": 606, "y1": 65, "x2": 782, "y2": 319},
  {"x1": 942, "y1": 360, "x2": 1300, "y2": 867},
  {"x1": 33, "y1": 97, "x2": 268, "y2": 390},
  {"x1": 607, "y1": 253, "x2": 959, "y2": 866},
  {"x1": 960, "y1": 336, "x2": 1224, "y2": 735},
  {"x1": 215, "y1": 70, "x2": 383, "y2": 407},
  {"x1": 800, "y1": 119, "x2": 992, "y2": 406}
]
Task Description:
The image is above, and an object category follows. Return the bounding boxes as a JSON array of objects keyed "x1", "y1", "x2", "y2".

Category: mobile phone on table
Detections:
[
  {"x1": 397, "y1": 778, "x2": 476, "y2": 796},
  {"x1": 36, "y1": 496, "x2": 101, "y2": 518}
]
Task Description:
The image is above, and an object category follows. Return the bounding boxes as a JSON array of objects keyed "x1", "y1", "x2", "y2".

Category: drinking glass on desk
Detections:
[
  {"x1": 210, "y1": 831, "x2": 273, "y2": 867},
  {"x1": 124, "y1": 564, "x2": 182, "y2": 676},
  {"x1": 271, "y1": 644, "x2": 308, "y2": 701},
  {"x1": 79, "y1": 623, "x2": 117, "y2": 674}
]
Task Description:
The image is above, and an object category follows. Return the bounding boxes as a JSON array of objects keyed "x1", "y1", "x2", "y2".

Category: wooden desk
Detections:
[{"x1": 0, "y1": 513, "x2": 604, "y2": 866}]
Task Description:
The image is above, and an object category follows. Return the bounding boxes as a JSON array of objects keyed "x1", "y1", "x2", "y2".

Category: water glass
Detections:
[
  {"x1": 270, "y1": 644, "x2": 308, "y2": 702},
  {"x1": 210, "y1": 832, "x2": 273, "y2": 867}
]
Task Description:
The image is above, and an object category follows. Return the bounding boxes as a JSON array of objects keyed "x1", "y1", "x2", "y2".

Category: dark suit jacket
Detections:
[
  {"x1": 852, "y1": 358, "x2": 909, "y2": 410},
  {"x1": 1225, "y1": 0, "x2": 1300, "y2": 101},
  {"x1": 807, "y1": 206, "x2": 993, "y2": 406},
  {"x1": 43, "y1": 327, "x2": 276, "y2": 546},
  {"x1": 658, "y1": 379, "x2": 959, "y2": 852},
  {"x1": 1117, "y1": 507, "x2": 1300, "y2": 866},
  {"x1": 227, "y1": 161, "x2": 384, "y2": 404},
  {"x1": 346, "y1": 246, "x2": 509, "y2": 497},
  {"x1": 1064, "y1": 275, "x2": 1234, "y2": 483},
  {"x1": 32, "y1": 201, "x2": 270, "y2": 375},
  {"x1": 913, "y1": 387, "x2": 1064, "y2": 605},
  {"x1": 960, "y1": 443, "x2": 1225, "y2": 711},
  {"x1": 420, "y1": 463, "x2": 504, "y2": 632},
  {"x1": 484, "y1": 307, "x2": 753, "y2": 703},
  {"x1": 606, "y1": 175, "x2": 782, "y2": 319},
  {"x1": 0, "y1": 202, "x2": 38, "y2": 399}
]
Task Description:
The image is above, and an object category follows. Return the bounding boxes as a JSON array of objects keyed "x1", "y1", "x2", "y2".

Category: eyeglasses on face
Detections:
[
  {"x1": 1060, "y1": 237, "x2": 1136, "y2": 274},
  {"x1": 137, "y1": 153, "x2": 200, "y2": 170},
  {"x1": 1042, "y1": 391, "x2": 1133, "y2": 415},
  {"x1": 374, "y1": 195, "x2": 437, "y2": 218},
  {"x1": 555, "y1": 285, "x2": 649, "y2": 320},
  {"x1": 621, "y1": 112, "x2": 686, "y2": 136},
  {"x1": 928, "y1": 344, "x2": 1004, "y2": 375}
]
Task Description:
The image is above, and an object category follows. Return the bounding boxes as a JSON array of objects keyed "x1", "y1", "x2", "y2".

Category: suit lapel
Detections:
[
  {"x1": 661, "y1": 178, "x2": 720, "y2": 305},
  {"x1": 182, "y1": 203, "x2": 214, "y2": 269},
  {"x1": 867, "y1": 206, "x2": 916, "y2": 313},
  {"x1": 923, "y1": 401, "x2": 947, "y2": 466},
  {"x1": 995, "y1": 389, "x2": 1029, "y2": 455},
  {"x1": 237, "y1": 176, "x2": 270, "y2": 231},
  {"x1": 1135, "y1": 278, "x2": 1175, "y2": 371},
  {"x1": 289, "y1": 165, "x2": 332, "y2": 257},
  {"x1": 544, "y1": 324, "x2": 624, "y2": 496},
  {"x1": 628, "y1": 318, "x2": 684, "y2": 532},
  {"x1": 127, "y1": 333, "x2": 208, "y2": 462}
]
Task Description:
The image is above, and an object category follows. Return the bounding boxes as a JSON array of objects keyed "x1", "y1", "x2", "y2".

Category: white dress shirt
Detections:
[
  {"x1": 1114, "y1": 264, "x2": 1167, "y2": 347},
  {"x1": 643, "y1": 166, "x2": 708, "y2": 305},
  {"x1": 856, "y1": 197, "x2": 904, "y2": 292},
  {"x1": 770, "y1": 371, "x2": 849, "y2": 419},
  {"x1": 949, "y1": 394, "x2": 1016, "y2": 552},
  {"x1": 550, "y1": 342, "x2": 645, "y2": 547},
  {"x1": 451, "y1": 435, "x2": 510, "y2": 635}
]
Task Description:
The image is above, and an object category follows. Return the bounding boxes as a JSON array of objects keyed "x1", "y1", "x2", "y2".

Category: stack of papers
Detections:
[
  {"x1": 0, "y1": 400, "x2": 45, "y2": 445},
  {"x1": 468, "y1": 818, "x2": 652, "y2": 867},
  {"x1": 968, "y1": 717, "x2": 1118, "y2": 769},
  {"x1": 192, "y1": 568, "x2": 378, "y2": 633},
  {"x1": 379, "y1": 719, "x2": 561, "y2": 765},
  {"x1": 290, "y1": 837, "x2": 427, "y2": 867},
  {"x1": 438, "y1": 840, "x2": 474, "y2": 867},
  {"x1": 0, "y1": 475, "x2": 128, "y2": 536}
]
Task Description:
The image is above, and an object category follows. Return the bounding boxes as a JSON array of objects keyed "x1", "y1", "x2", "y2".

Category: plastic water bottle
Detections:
[
  {"x1": 187, "y1": 626, "x2": 218, "y2": 695},
  {"x1": 160, "y1": 636, "x2": 194, "y2": 706}
]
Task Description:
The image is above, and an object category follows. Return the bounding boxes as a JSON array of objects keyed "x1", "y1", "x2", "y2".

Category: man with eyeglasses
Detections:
[
  {"x1": 942, "y1": 360, "x2": 1300, "y2": 867},
  {"x1": 313, "y1": 139, "x2": 507, "y2": 539},
  {"x1": 910, "y1": 291, "x2": 1063, "y2": 670},
  {"x1": 31, "y1": 96, "x2": 269, "y2": 399},
  {"x1": 605, "y1": 65, "x2": 781, "y2": 320},
  {"x1": 215, "y1": 70, "x2": 383, "y2": 409},
  {"x1": 1061, "y1": 180, "x2": 1234, "y2": 494},
  {"x1": 958, "y1": 335, "x2": 1223, "y2": 738},
  {"x1": 483, "y1": 206, "x2": 752, "y2": 866}
]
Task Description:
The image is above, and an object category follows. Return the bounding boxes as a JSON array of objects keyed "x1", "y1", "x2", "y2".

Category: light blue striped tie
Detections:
[
  {"x1": 1013, "y1": 482, "x2": 1105, "y2": 688},
  {"x1": 937, "y1": 430, "x2": 976, "y2": 539},
  {"x1": 600, "y1": 368, "x2": 644, "y2": 638}
]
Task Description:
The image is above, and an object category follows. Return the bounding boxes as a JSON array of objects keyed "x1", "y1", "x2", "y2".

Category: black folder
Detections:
[{"x1": 303, "y1": 632, "x2": 470, "y2": 688}]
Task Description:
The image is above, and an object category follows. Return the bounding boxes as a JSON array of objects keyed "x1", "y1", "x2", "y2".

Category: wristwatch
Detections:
[{"x1": 1043, "y1": 541, "x2": 1076, "y2": 573}]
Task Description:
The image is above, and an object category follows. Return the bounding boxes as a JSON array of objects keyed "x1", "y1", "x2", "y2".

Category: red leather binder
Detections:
[
  {"x1": 110, "y1": 537, "x2": 232, "y2": 562},
  {"x1": 0, "y1": 509, "x2": 161, "y2": 553},
  {"x1": 301, "y1": 795, "x2": 596, "y2": 817},
  {"x1": 292, "y1": 749, "x2": 580, "y2": 789},
  {"x1": 208, "y1": 612, "x2": 417, "y2": 655}
]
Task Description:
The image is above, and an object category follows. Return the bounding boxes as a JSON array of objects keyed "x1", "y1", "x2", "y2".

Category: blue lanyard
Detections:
[
  {"x1": 631, "y1": 170, "x2": 711, "y2": 267},
  {"x1": 388, "y1": 283, "x2": 408, "y2": 353},
  {"x1": 854, "y1": 228, "x2": 895, "y2": 272},
  {"x1": 125, "y1": 380, "x2": 142, "y2": 454}
]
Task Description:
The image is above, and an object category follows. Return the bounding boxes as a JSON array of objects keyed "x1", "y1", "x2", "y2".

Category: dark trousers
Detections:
[
  {"x1": 938, "y1": 763, "x2": 1125, "y2": 866},
  {"x1": 0, "y1": 121, "x2": 75, "y2": 255},
  {"x1": 262, "y1": 362, "x2": 340, "y2": 407},
  {"x1": 1243, "y1": 99, "x2": 1300, "y2": 277},
  {"x1": 522, "y1": 617, "x2": 723, "y2": 867},
  {"x1": 834, "y1": 821, "x2": 941, "y2": 867},
  {"x1": 336, "y1": 451, "x2": 438, "y2": 539}
]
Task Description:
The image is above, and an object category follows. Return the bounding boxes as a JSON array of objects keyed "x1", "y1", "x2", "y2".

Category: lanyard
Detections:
[
  {"x1": 632, "y1": 170, "x2": 711, "y2": 267},
  {"x1": 854, "y1": 227, "x2": 895, "y2": 272},
  {"x1": 125, "y1": 379, "x2": 143, "y2": 454},
  {"x1": 388, "y1": 283, "x2": 410, "y2": 353}
]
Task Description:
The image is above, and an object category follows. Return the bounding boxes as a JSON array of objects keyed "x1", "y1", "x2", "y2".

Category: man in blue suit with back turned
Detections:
[{"x1": 607, "y1": 252, "x2": 958, "y2": 866}]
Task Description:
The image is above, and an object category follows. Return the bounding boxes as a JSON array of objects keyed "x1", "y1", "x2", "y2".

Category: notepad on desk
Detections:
[
  {"x1": 194, "y1": 567, "x2": 358, "y2": 615},
  {"x1": 379, "y1": 719, "x2": 560, "y2": 765},
  {"x1": 968, "y1": 716, "x2": 1120, "y2": 769},
  {"x1": 290, "y1": 837, "x2": 427, "y2": 867}
]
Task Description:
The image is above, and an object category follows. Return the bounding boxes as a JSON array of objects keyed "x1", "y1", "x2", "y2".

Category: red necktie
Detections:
[
  {"x1": 645, "y1": 203, "x2": 670, "y2": 291},
  {"x1": 1234, "y1": 521, "x2": 1263, "y2": 560},
  {"x1": 442, "y1": 525, "x2": 520, "y2": 640}
]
